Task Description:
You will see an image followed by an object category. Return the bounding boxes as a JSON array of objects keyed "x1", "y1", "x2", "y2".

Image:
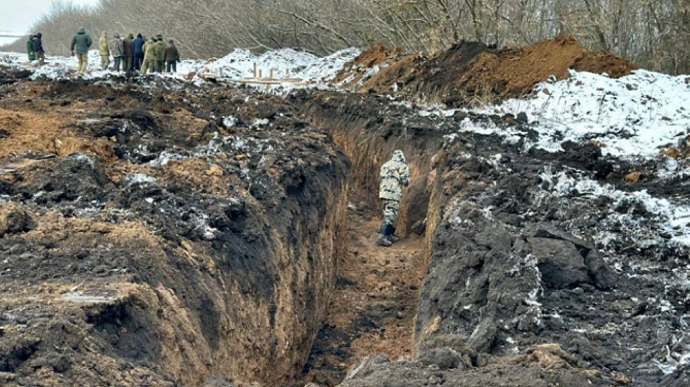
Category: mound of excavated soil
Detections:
[{"x1": 336, "y1": 35, "x2": 636, "y2": 107}]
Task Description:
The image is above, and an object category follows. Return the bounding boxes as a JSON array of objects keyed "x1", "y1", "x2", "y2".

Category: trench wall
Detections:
[{"x1": 0, "y1": 81, "x2": 352, "y2": 387}]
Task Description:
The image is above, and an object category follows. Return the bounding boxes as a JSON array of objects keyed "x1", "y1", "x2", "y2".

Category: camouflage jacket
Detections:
[
  {"x1": 98, "y1": 33, "x2": 109, "y2": 55},
  {"x1": 143, "y1": 41, "x2": 159, "y2": 61},
  {"x1": 379, "y1": 151, "x2": 410, "y2": 201},
  {"x1": 155, "y1": 41, "x2": 166, "y2": 60},
  {"x1": 108, "y1": 37, "x2": 123, "y2": 57}
]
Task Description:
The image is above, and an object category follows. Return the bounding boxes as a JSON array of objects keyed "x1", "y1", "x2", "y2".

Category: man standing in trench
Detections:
[{"x1": 378, "y1": 150, "x2": 410, "y2": 247}]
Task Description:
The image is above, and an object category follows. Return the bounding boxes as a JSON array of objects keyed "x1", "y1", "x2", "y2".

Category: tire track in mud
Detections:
[{"x1": 301, "y1": 198, "x2": 426, "y2": 386}]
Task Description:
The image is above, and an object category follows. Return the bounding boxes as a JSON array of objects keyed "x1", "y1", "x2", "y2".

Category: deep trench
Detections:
[
  {"x1": 0, "y1": 76, "x2": 450, "y2": 387},
  {"x1": 291, "y1": 108, "x2": 447, "y2": 385},
  {"x1": 5, "y1": 76, "x2": 689, "y2": 387},
  {"x1": 298, "y1": 168, "x2": 427, "y2": 386}
]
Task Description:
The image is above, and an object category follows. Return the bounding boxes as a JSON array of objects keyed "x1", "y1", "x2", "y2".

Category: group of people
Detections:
[
  {"x1": 25, "y1": 27, "x2": 180, "y2": 75},
  {"x1": 25, "y1": 33, "x2": 45, "y2": 65},
  {"x1": 94, "y1": 31, "x2": 180, "y2": 74}
]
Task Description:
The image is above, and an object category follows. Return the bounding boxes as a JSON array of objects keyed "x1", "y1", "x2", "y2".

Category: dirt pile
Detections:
[
  {"x1": 335, "y1": 35, "x2": 636, "y2": 106},
  {"x1": 0, "y1": 76, "x2": 349, "y2": 387}
]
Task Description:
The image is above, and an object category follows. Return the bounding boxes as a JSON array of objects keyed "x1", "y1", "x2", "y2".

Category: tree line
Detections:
[{"x1": 3, "y1": 0, "x2": 690, "y2": 74}]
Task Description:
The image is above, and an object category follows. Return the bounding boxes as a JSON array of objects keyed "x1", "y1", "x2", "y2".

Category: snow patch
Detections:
[
  {"x1": 483, "y1": 69, "x2": 690, "y2": 159},
  {"x1": 538, "y1": 168, "x2": 690, "y2": 249},
  {"x1": 124, "y1": 173, "x2": 157, "y2": 185}
]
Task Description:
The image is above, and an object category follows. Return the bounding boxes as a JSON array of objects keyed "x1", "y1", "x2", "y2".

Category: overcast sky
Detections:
[{"x1": 0, "y1": 0, "x2": 99, "y2": 33}]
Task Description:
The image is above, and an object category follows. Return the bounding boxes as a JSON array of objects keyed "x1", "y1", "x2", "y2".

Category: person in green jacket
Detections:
[
  {"x1": 70, "y1": 27, "x2": 93, "y2": 74},
  {"x1": 98, "y1": 31, "x2": 109, "y2": 70},
  {"x1": 141, "y1": 36, "x2": 160, "y2": 74},
  {"x1": 154, "y1": 34, "x2": 165, "y2": 73},
  {"x1": 26, "y1": 35, "x2": 35, "y2": 61}
]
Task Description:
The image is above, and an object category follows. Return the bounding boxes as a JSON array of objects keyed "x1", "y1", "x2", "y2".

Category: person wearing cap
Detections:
[
  {"x1": 108, "y1": 33, "x2": 124, "y2": 72},
  {"x1": 123, "y1": 33, "x2": 134, "y2": 72},
  {"x1": 33, "y1": 33, "x2": 45, "y2": 65},
  {"x1": 141, "y1": 36, "x2": 160, "y2": 74},
  {"x1": 133, "y1": 33, "x2": 145, "y2": 70}
]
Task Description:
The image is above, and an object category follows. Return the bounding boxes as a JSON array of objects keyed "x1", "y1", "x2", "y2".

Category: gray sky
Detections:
[{"x1": 0, "y1": 0, "x2": 99, "y2": 34}]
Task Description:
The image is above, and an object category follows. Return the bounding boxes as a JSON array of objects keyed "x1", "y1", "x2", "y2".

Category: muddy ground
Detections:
[
  {"x1": 301, "y1": 91, "x2": 690, "y2": 387},
  {"x1": 0, "y1": 36, "x2": 689, "y2": 387},
  {"x1": 0, "y1": 74, "x2": 350, "y2": 387}
]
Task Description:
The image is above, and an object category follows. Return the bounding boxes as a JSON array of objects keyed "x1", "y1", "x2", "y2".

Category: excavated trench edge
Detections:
[{"x1": 294, "y1": 107, "x2": 445, "y2": 385}]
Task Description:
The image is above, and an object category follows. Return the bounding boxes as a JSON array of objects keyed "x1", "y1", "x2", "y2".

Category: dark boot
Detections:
[
  {"x1": 377, "y1": 223, "x2": 393, "y2": 247},
  {"x1": 388, "y1": 226, "x2": 400, "y2": 243},
  {"x1": 377, "y1": 234, "x2": 392, "y2": 247}
]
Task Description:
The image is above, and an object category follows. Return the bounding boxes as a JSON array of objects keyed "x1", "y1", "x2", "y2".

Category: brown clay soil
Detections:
[
  {"x1": 302, "y1": 198, "x2": 425, "y2": 386},
  {"x1": 0, "y1": 75, "x2": 351, "y2": 387},
  {"x1": 335, "y1": 35, "x2": 637, "y2": 107}
]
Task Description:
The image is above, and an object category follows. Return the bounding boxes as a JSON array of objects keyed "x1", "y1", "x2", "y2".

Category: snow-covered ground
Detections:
[
  {"x1": 538, "y1": 167, "x2": 690, "y2": 249},
  {"x1": 485, "y1": 69, "x2": 690, "y2": 160},
  {"x1": 422, "y1": 69, "x2": 690, "y2": 248},
  {"x1": 0, "y1": 47, "x2": 360, "y2": 90}
]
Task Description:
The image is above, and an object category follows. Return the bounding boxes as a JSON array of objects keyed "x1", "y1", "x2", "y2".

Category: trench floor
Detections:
[{"x1": 301, "y1": 200, "x2": 426, "y2": 386}]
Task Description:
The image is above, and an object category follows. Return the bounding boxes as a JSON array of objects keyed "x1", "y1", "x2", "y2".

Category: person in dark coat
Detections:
[
  {"x1": 26, "y1": 35, "x2": 35, "y2": 61},
  {"x1": 70, "y1": 27, "x2": 93, "y2": 74},
  {"x1": 132, "y1": 33, "x2": 145, "y2": 70},
  {"x1": 33, "y1": 33, "x2": 45, "y2": 65},
  {"x1": 123, "y1": 33, "x2": 134, "y2": 72},
  {"x1": 164, "y1": 40, "x2": 180, "y2": 73}
]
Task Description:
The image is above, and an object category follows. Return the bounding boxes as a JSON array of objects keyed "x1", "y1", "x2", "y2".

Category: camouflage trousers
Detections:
[{"x1": 381, "y1": 199, "x2": 400, "y2": 227}]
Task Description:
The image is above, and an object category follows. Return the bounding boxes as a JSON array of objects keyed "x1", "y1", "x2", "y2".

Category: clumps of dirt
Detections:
[
  {"x1": 572, "y1": 50, "x2": 636, "y2": 77},
  {"x1": 336, "y1": 35, "x2": 636, "y2": 107},
  {"x1": 0, "y1": 76, "x2": 351, "y2": 387},
  {"x1": 0, "y1": 66, "x2": 32, "y2": 85},
  {"x1": 0, "y1": 203, "x2": 36, "y2": 237},
  {"x1": 333, "y1": 43, "x2": 424, "y2": 93},
  {"x1": 660, "y1": 135, "x2": 690, "y2": 160},
  {"x1": 339, "y1": 343, "x2": 611, "y2": 387},
  {"x1": 300, "y1": 89, "x2": 688, "y2": 387}
]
